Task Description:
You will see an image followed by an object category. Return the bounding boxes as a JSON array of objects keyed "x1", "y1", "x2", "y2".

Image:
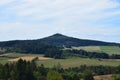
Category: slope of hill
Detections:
[{"x1": 39, "y1": 33, "x2": 120, "y2": 47}]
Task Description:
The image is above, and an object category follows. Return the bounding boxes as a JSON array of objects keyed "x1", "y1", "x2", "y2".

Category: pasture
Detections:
[
  {"x1": 37, "y1": 57, "x2": 120, "y2": 68},
  {"x1": 0, "y1": 53, "x2": 120, "y2": 68},
  {"x1": 71, "y1": 46, "x2": 120, "y2": 55}
]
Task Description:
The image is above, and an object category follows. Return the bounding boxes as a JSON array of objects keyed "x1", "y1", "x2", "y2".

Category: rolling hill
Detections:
[
  {"x1": 0, "y1": 33, "x2": 120, "y2": 48},
  {"x1": 39, "y1": 33, "x2": 120, "y2": 47}
]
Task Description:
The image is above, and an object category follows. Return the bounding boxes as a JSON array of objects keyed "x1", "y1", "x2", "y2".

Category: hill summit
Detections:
[
  {"x1": 39, "y1": 33, "x2": 120, "y2": 47},
  {"x1": 50, "y1": 33, "x2": 66, "y2": 37}
]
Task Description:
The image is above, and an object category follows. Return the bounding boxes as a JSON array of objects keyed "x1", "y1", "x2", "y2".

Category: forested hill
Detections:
[
  {"x1": 0, "y1": 33, "x2": 120, "y2": 48},
  {"x1": 38, "y1": 33, "x2": 120, "y2": 47}
]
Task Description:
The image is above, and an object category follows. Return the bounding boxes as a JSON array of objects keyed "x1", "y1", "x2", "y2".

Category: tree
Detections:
[
  {"x1": 0, "y1": 64, "x2": 3, "y2": 79},
  {"x1": 116, "y1": 65, "x2": 120, "y2": 74},
  {"x1": 53, "y1": 63, "x2": 62, "y2": 71},
  {"x1": 47, "y1": 70, "x2": 63, "y2": 80},
  {"x1": 9, "y1": 70, "x2": 16, "y2": 80},
  {"x1": 83, "y1": 71, "x2": 94, "y2": 80},
  {"x1": 44, "y1": 48, "x2": 63, "y2": 59},
  {"x1": 112, "y1": 74, "x2": 120, "y2": 80},
  {"x1": 2, "y1": 63, "x2": 10, "y2": 80},
  {"x1": 37, "y1": 64, "x2": 47, "y2": 76},
  {"x1": 16, "y1": 59, "x2": 35, "y2": 80},
  {"x1": 63, "y1": 72, "x2": 80, "y2": 80}
]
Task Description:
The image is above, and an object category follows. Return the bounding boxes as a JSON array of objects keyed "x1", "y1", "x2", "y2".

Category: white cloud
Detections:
[
  {"x1": 7, "y1": 0, "x2": 119, "y2": 17},
  {"x1": 0, "y1": 0, "x2": 120, "y2": 42},
  {"x1": 0, "y1": 0, "x2": 14, "y2": 6}
]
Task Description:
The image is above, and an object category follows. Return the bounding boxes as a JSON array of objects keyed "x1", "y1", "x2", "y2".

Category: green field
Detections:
[
  {"x1": 71, "y1": 46, "x2": 120, "y2": 55},
  {"x1": 101, "y1": 46, "x2": 120, "y2": 55},
  {"x1": 0, "y1": 53, "x2": 120, "y2": 68},
  {"x1": 37, "y1": 57, "x2": 120, "y2": 68}
]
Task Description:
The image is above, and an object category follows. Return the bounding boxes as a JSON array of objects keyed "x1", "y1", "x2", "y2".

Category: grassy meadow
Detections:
[
  {"x1": 71, "y1": 46, "x2": 120, "y2": 55},
  {"x1": 0, "y1": 53, "x2": 120, "y2": 68},
  {"x1": 37, "y1": 57, "x2": 120, "y2": 68}
]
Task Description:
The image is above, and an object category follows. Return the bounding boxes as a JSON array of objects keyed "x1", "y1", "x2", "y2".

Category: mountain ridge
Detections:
[
  {"x1": 0, "y1": 33, "x2": 120, "y2": 48},
  {"x1": 39, "y1": 33, "x2": 120, "y2": 47}
]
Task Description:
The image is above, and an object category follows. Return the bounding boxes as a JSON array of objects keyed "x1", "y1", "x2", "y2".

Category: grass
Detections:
[
  {"x1": 0, "y1": 60, "x2": 8, "y2": 64},
  {"x1": 101, "y1": 46, "x2": 120, "y2": 55},
  {"x1": 0, "y1": 53, "x2": 120, "y2": 68},
  {"x1": 0, "y1": 53, "x2": 44, "y2": 58},
  {"x1": 25, "y1": 54, "x2": 44, "y2": 57},
  {"x1": 71, "y1": 46, "x2": 120, "y2": 55},
  {"x1": 72, "y1": 46, "x2": 101, "y2": 52},
  {"x1": 37, "y1": 57, "x2": 120, "y2": 68}
]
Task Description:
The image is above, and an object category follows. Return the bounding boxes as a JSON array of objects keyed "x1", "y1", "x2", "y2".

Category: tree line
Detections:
[
  {"x1": 0, "y1": 59, "x2": 120, "y2": 80},
  {"x1": 63, "y1": 49, "x2": 120, "y2": 59},
  {"x1": 1, "y1": 45, "x2": 120, "y2": 59}
]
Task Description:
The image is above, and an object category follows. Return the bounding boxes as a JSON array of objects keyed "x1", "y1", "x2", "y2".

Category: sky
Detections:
[{"x1": 0, "y1": 0, "x2": 120, "y2": 43}]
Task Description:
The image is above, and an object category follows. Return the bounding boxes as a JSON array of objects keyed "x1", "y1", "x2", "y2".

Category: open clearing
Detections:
[
  {"x1": 38, "y1": 57, "x2": 52, "y2": 60},
  {"x1": 72, "y1": 46, "x2": 101, "y2": 51}
]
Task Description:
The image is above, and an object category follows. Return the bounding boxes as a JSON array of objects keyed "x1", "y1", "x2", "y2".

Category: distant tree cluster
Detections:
[
  {"x1": 110, "y1": 54, "x2": 120, "y2": 59},
  {"x1": 4, "y1": 42, "x2": 57, "y2": 54},
  {"x1": 63, "y1": 49, "x2": 120, "y2": 59},
  {"x1": 44, "y1": 47, "x2": 63, "y2": 59},
  {"x1": 68, "y1": 65, "x2": 120, "y2": 75}
]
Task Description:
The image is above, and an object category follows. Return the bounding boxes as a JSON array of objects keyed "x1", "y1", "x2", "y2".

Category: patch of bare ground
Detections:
[
  {"x1": 38, "y1": 57, "x2": 52, "y2": 60},
  {"x1": 8, "y1": 56, "x2": 35, "y2": 61},
  {"x1": 94, "y1": 74, "x2": 113, "y2": 80}
]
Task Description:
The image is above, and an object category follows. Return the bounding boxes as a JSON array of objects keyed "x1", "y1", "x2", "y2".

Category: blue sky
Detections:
[{"x1": 0, "y1": 0, "x2": 120, "y2": 43}]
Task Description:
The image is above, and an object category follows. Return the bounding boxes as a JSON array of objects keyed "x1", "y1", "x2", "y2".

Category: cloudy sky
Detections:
[{"x1": 0, "y1": 0, "x2": 120, "y2": 43}]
